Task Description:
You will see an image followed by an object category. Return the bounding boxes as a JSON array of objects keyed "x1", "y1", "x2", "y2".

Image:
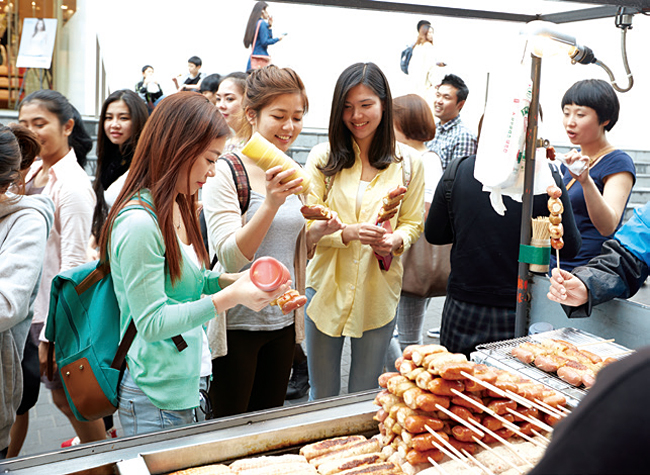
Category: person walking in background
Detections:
[
  {"x1": 550, "y1": 79, "x2": 635, "y2": 272},
  {"x1": 135, "y1": 65, "x2": 163, "y2": 113},
  {"x1": 244, "y1": 1, "x2": 286, "y2": 71},
  {"x1": 426, "y1": 74, "x2": 477, "y2": 170},
  {"x1": 303, "y1": 62, "x2": 424, "y2": 399},
  {"x1": 203, "y1": 65, "x2": 309, "y2": 416},
  {"x1": 1, "y1": 126, "x2": 54, "y2": 460},
  {"x1": 386, "y1": 94, "x2": 442, "y2": 365},
  {"x1": 98, "y1": 93, "x2": 288, "y2": 436},
  {"x1": 408, "y1": 20, "x2": 446, "y2": 101},
  {"x1": 199, "y1": 74, "x2": 222, "y2": 105},
  {"x1": 18, "y1": 90, "x2": 105, "y2": 446},
  {"x1": 216, "y1": 72, "x2": 248, "y2": 153}
]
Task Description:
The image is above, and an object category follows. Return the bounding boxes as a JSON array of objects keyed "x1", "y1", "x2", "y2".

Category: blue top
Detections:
[
  {"x1": 246, "y1": 19, "x2": 280, "y2": 70},
  {"x1": 616, "y1": 202, "x2": 650, "y2": 268},
  {"x1": 551, "y1": 149, "x2": 636, "y2": 271}
]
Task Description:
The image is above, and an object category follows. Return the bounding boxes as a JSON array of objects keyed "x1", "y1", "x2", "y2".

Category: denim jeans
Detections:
[
  {"x1": 118, "y1": 369, "x2": 208, "y2": 436},
  {"x1": 304, "y1": 288, "x2": 396, "y2": 400},
  {"x1": 386, "y1": 294, "x2": 429, "y2": 365}
]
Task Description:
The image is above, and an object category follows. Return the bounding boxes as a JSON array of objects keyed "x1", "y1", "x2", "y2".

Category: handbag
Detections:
[
  {"x1": 400, "y1": 236, "x2": 451, "y2": 298},
  {"x1": 249, "y1": 20, "x2": 271, "y2": 70},
  {"x1": 400, "y1": 43, "x2": 414, "y2": 74}
]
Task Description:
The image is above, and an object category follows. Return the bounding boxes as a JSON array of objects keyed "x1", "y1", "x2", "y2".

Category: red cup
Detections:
[{"x1": 249, "y1": 257, "x2": 290, "y2": 291}]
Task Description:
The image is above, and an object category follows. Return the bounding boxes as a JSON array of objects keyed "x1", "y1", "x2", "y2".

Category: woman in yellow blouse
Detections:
[{"x1": 303, "y1": 62, "x2": 425, "y2": 399}]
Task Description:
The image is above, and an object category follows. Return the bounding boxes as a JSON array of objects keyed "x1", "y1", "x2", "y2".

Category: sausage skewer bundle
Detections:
[
  {"x1": 375, "y1": 345, "x2": 566, "y2": 474},
  {"x1": 546, "y1": 185, "x2": 564, "y2": 270},
  {"x1": 377, "y1": 185, "x2": 408, "y2": 224}
]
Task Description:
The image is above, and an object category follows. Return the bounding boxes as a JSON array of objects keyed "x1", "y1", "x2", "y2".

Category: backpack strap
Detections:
[
  {"x1": 219, "y1": 152, "x2": 251, "y2": 215},
  {"x1": 442, "y1": 154, "x2": 471, "y2": 228},
  {"x1": 114, "y1": 197, "x2": 187, "y2": 355}
]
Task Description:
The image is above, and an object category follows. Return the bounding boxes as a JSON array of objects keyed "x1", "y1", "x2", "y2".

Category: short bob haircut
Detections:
[
  {"x1": 99, "y1": 93, "x2": 230, "y2": 282},
  {"x1": 237, "y1": 65, "x2": 308, "y2": 142},
  {"x1": 561, "y1": 79, "x2": 619, "y2": 132},
  {"x1": 393, "y1": 94, "x2": 436, "y2": 143},
  {"x1": 321, "y1": 62, "x2": 396, "y2": 176}
]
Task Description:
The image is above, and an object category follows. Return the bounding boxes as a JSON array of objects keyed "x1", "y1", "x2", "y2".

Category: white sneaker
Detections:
[{"x1": 427, "y1": 328, "x2": 440, "y2": 339}]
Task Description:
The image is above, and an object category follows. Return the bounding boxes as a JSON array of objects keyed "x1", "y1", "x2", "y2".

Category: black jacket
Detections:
[{"x1": 425, "y1": 155, "x2": 581, "y2": 308}]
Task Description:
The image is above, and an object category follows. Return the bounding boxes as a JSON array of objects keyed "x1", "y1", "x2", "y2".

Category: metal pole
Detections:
[{"x1": 514, "y1": 54, "x2": 542, "y2": 337}]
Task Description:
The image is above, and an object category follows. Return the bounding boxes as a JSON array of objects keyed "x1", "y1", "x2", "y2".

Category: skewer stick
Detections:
[
  {"x1": 427, "y1": 456, "x2": 450, "y2": 475},
  {"x1": 472, "y1": 436, "x2": 525, "y2": 474},
  {"x1": 459, "y1": 371, "x2": 565, "y2": 420},
  {"x1": 531, "y1": 430, "x2": 550, "y2": 445},
  {"x1": 424, "y1": 425, "x2": 472, "y2": 468},
  {"x1": 556, "y1": 248, "x2": 560, "y2": 270},
  {"x1": 505, "y1": 407, "x2": 554, "y2": 436},
  {"x1": 466, "y1": 418, "x2": 535, "y2": 468},
  {"x1": 449, "y1": 389, "x2": 548, "y2": 447},
  {"x1": 503, "y1": 389, "x2": 566, "y2": 420},
  {"x1": 576, "y1": 338, "x2": 615, "y2": 347},
  {"x1": 461, "y1": 449, "x2": 497, "y2": 475},
  {"x1": 435, "y1": 404, "x2": 485, "y2": 438},
  {"x1": 605, "y1": 349, "x2": 635, "y2": 358},
  {"x1": 530, "y1": 396, "x2": 567, "y2": 419}
]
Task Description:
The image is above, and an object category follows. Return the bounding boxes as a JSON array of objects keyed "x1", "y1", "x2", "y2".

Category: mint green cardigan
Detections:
[{"x1": 110, "y1": 191, "x2": 221, "y2": 410}]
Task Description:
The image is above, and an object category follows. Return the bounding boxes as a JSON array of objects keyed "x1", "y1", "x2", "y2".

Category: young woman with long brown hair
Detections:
[{"x1": 98, "y1": 93, "x2": 289, "y2": 435}]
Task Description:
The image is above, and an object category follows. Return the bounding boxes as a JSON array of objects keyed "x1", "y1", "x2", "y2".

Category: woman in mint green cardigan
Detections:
[{"x1": 98, "y1": 93, "x2": 290, "y2": 436}]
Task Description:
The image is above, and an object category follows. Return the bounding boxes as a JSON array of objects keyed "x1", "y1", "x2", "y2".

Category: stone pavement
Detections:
[{"x1": 11, "y1": 298, "x2": 446, "y2": 459}]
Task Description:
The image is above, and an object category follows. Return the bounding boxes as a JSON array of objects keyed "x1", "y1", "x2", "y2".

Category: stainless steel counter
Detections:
[{"x1": 0, "y1": 391, "x2": 379, "y2": 475}]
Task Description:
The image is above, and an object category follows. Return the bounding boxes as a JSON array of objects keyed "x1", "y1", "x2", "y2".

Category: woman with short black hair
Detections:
[{"x1": 552, "y1": 79, "x2": 635, "y2": 271}]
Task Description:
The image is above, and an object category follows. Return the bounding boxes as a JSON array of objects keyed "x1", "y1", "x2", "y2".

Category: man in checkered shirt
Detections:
[{"x1": 426, "y1": 74, "x2": 477, "y2": 170}]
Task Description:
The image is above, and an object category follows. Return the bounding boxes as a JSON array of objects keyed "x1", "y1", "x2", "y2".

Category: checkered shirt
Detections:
[
  {"x1": 440, "y1": 295, "x2": 516, "y2": 357},
  {"x1": 426, "y1": 115, "x2": 477, "y2": 170}
]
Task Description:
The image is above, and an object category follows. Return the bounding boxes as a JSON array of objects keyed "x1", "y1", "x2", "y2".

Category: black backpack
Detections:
[{"x1": 400, "y1": 44, "x2": 414, "y2": 74}]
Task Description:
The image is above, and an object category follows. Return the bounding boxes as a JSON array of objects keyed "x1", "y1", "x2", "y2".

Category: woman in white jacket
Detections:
[{"x1": 0, "y1": 125, "x2": 53, "y2": 459}]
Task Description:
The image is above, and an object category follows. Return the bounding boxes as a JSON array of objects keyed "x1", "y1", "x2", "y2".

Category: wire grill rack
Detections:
[{"x1": 471, "y1": 327, "x2": 633, "y2": 408}]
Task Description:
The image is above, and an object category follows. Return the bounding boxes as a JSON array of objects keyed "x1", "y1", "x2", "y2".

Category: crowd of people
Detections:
[{"x1": 0, "y1": 7, "x2": 642, "y2": 469}]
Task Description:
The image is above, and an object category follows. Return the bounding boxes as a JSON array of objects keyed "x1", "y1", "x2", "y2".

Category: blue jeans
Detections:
[
  {"x1": 304, "y1": 288, "x2": 396, "y2": 400},
  {"x1": 118, "y1": 369, "x2": 208, "y2": 436},
  {"x1": 386, "y1": 294, "x2": 429, "y2": 365}
]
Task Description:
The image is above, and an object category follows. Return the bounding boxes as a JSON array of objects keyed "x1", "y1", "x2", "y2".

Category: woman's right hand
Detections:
[
  {"x1": 264, "y1": 165, "x2": 303, "y2": 210},
  {"x1": 547, "y1": 267, "x2": 589, "y2": 307},
  {"x1": 217, "y1": 270, "x2": 291, "y2": 312},
  {"x1": 342, "y1": 223, "x2": 386, "y2": 246}
]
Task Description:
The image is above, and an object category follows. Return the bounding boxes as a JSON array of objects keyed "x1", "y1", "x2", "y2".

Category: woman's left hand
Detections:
[
  {"x1": 371, "y1": 232, "x2": 403, "y2": 257},
  {"x1": 564, "y1": 148, "x2": 591, "y2": 183}
]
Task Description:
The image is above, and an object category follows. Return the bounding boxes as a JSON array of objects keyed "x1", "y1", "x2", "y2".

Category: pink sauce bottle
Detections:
[{"x1": 249, "y1": 256, "x2": 290, "y2": 291}]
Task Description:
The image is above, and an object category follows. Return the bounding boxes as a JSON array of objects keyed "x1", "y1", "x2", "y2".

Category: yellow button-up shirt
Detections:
[{"x1": 304, "y1": 141, "x2": 425, "y2": 338}]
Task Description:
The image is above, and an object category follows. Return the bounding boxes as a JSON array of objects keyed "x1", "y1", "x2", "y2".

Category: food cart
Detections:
[{"x1": 1, "y1": 2, "x2": 647, "y2": 474}]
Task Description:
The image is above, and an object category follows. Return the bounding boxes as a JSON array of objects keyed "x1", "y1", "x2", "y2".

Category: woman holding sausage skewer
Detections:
[{"x1": 303, "y1": 62, "x2": 425, "y2": 399}]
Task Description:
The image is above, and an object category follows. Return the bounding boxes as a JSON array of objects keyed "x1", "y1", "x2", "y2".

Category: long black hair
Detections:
[
  {"x1": 243, "y1": 1, "x2": 269, "y2": 48},
  {"x1": 19, "y1": 89, "x2": 92, "y2": 168},
  {"x1": 320, "y1": 62, "x2": 396, "y2": 176},
  {"x1": 91, "y1": 89, "x2": 148, "y2": 240}
]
